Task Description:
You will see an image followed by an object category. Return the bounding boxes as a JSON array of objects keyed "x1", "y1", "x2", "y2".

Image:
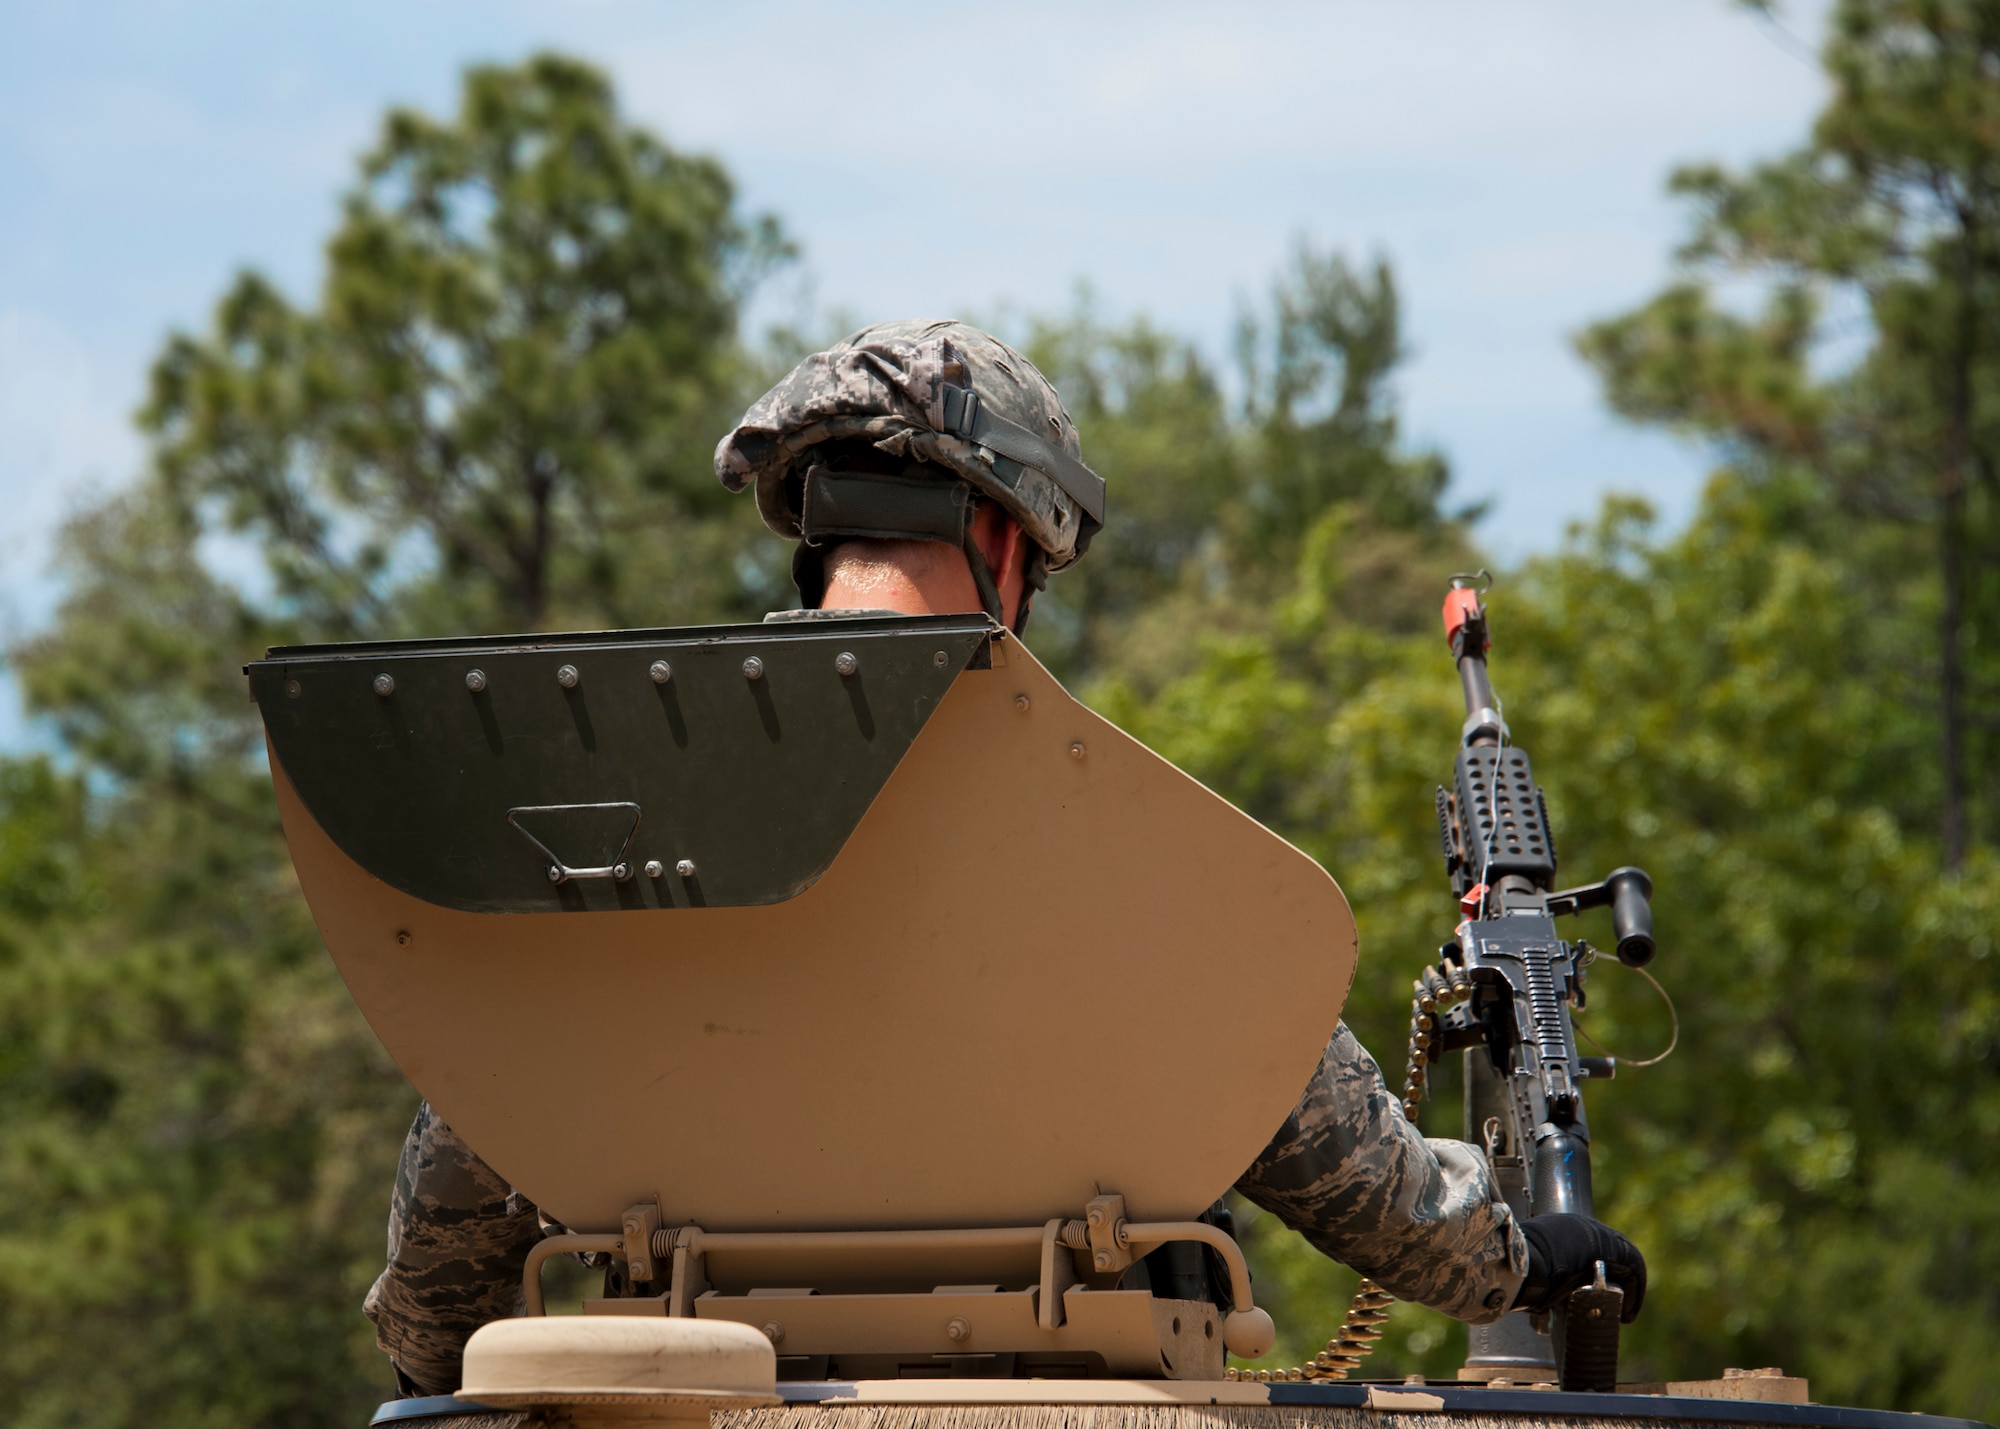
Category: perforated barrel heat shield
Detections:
[{"x1": 251, "y1": 615, "x2": 1357, "y2": 1235}]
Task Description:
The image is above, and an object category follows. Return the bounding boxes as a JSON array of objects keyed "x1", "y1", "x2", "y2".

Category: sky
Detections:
[{"x1": 0, "y1": 0, "x2": 1832, "y2": 747}]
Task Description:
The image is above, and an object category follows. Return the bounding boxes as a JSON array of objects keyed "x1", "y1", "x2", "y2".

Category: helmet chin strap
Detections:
[
  {"x1": 961, "y1": 525, "x2": 1007, "y2": 628},
  {"x1": 1016, "y1": 549, "x2": 1046, "y2": 636},
  {"x1": 964, "y1": 521, "x2": 1047, "y2": 637}
]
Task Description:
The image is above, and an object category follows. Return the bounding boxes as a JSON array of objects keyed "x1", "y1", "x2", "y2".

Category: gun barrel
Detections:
[
  {"x1": 1444, "y1": 584, "x2": 1505, "y2": 746},
  {"x1": 1458, "y1": 656, "x2": 1498, "y2": 731}
]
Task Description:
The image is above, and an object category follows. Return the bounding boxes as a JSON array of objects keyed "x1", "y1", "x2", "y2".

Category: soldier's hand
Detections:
[{"x1": 1514, "y1": 1213, "x2": 1646, "y2": 1322}]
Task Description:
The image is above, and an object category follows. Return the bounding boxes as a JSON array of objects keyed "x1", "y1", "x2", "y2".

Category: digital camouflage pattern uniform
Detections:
[
  {"x1": 363, "y1": 1102, "x2": 541, "y2": 1397},
  {"x1": 366, "y1": 1023, "x2": 1527, "y2": 1395},
  {"x1": 364, "y1": 320, "x2": 1527, "y2": 1394},
  {"x1": 1233, "y1": 1023, "x2": 1527, "y2": 1321}
]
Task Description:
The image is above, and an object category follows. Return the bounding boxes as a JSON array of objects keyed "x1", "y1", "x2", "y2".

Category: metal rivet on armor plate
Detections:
[
  {"x1": 465, "y1": 669, "x2": 487, "y2": 693},
  {"x1": 742, "y1": 656, "x2": 764, "y2": 681},
  {"x1": 946, "y1": 1317, "x2": 971, "y2": 1343},
  {"x1": 284, "y1": 678, "x2": 301, "y2": 699},
  {"x1": 1070, "y1": 741, "x2": 1087, "y2": 760},
  {"x1": 677, "y1": 859, "x2": 697, "y2": 879},
  {"x1": 1014, "y1": 693, "x2": 1031, "y2": 712},
  {"x1": 395, "y1": 930, "x2": 412, "y2": 948},
  {"x1": 834, "y1": 651, "x2": 857, "y2": 676},
  {"x1": 932, "y1": 650, "x2": 948, "y2": 668},
  {"x1": 649, "y1": 660, "x2": 672, "y2": 684},
  {"x1": 762, "y1": 1322, "x2": 784, "y2": 1346},
  {"x1": 556, "y1": 664, "x2": 580, "y2": 689},
  {"x1": 372, "y1": 673, "x2": 395, "y2": 697},
  {"x1": 644, "y1": 860, "x2": 664, "y2": 879},
  {"x1": 1094, "y1": 1249, "x2": 1113, "y2": 1270}
]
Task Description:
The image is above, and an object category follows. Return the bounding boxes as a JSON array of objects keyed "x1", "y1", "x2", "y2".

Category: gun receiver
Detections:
[{"x1": 1425, "y1": 576, "x2": 1655, "y2": 1392}]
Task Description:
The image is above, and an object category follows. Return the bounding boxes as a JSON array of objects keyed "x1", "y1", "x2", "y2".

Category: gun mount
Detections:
[
  {"x1": 249, "y1": 610, "x2": 1988, "y2": 1429},
  {"x1": 250, "y1": 612, "x2": 1348, "y2": 1383}
]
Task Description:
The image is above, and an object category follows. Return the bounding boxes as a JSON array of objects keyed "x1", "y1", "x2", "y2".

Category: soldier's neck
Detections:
[{"x1": 821, "y1": 538, "x2": 980, "y2": 618}]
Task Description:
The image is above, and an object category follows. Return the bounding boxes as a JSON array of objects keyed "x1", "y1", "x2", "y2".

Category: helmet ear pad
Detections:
[{"x1": 789, "y1": 441, "x2": 958, "y2": 612}]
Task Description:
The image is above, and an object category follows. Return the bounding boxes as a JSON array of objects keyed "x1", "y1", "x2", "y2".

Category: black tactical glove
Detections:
[{"x1": 1514, "y1": 1213, "x2": 1647, "y2": 1323}]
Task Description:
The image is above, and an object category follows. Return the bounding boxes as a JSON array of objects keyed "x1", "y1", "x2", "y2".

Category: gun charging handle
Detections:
[{"x1": 1605, "y1": 866, "x2": 1654, "y2": 967}]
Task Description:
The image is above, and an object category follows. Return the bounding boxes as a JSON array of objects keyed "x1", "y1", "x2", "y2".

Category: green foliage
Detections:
[
  {"x1": 1578, "y1": 0, "x2": 2000, "y2": 865},
  {"x1": 1166, "y1": 476, "x2": 1999, "y2": 1413},
  {"x1": 1148, "y1": 3, "x2": 2000, "y2": 1408},
  {"x1": 1531, "y1": 3, "x2": 2000, "y2": 1404},
  {"x1": 1012, "y1": 304, "x2": 1244, "y2": 673},
  {"x1": 142, "y1": 52, "x2": 789, "y2": 638},
  {"x1": 1023, "y1": 249, "x2": 1471, "y2": 692},
  {"x1": 1242, "y1": 248, "x2": 1455, "y2": 537},
  {"x1": 1498, "y1": 497, "x2": 1997, "y2": 1415},
  {"x1": 0, "y1": 54, "x2": 786, "y2": 1427}
]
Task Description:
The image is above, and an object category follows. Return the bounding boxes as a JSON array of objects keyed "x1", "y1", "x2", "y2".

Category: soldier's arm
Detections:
[
  {"x1": 363, "y1": 1102, "x2": 543, "y2": 1396},
  {"x1": 1234, "y1": 1021, "x2": 1528, "y2": 1323}
]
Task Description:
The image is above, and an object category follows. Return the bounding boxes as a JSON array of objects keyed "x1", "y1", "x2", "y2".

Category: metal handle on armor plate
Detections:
[{"x1": 506, "y1": 803, "x2": 644, "y2": 885}]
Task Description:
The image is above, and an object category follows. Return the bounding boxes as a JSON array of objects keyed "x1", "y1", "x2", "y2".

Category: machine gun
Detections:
[
  {"x1": 1400, "y1": 574, "x2": 1656, "y2": 1392},
  {"x1": 1232, "y1": 575, "x2": 1661, "y2": 1391}
]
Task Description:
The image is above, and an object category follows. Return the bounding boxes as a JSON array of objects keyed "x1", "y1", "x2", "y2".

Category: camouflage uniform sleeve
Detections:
[
  {"x1": 363, "y1": 1102, "x2": 543, "y2": 1396},
  {"x1": 1234, "y1": 1022, "x2": 1528, "y2": 1324}
]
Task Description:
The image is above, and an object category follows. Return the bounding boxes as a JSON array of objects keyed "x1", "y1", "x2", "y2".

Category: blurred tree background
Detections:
[{"x1": 0, "y1": 4, "x2": 1996, "y2": 1424}]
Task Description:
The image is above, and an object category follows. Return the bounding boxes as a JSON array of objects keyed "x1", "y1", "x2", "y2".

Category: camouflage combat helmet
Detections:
[{"x1": 714, "y1": 319, "x2": 1104, "y2": 621}]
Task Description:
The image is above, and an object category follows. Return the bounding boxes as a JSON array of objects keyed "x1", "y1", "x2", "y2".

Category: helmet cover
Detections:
[{"x1": 715, "y1": 319, "x2": 1101, "y2": 571}]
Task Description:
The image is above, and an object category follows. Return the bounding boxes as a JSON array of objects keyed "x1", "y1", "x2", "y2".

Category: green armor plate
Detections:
[{"x1": 247, "y1": 613, "x2": 996, "y2": 913}]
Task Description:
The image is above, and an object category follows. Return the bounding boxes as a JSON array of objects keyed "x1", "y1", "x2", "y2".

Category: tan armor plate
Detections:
[{"x1": 273, "y1": 637, "x2": 1356, "y2": 1233}]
